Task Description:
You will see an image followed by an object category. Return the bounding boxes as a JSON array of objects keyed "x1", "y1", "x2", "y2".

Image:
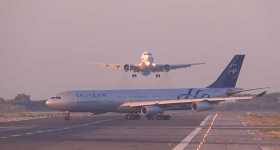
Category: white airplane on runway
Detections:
[
  {"x1": 96, "y1": 51, "x2": 205, "y2": 78},
  {"x1": 46, "y1": 55, "x2": 267, "y2": 120}
]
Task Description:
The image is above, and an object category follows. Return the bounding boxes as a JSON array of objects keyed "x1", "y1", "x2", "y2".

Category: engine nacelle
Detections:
[
  {"x1": 191, "y1": 101, "x2": 213, "y2": 111},
  {"x1": 164, "y1": 64, "x2": 171, "y2": 72},
  {"x1": 142, "y1": 106, "x2": 163, "y2": 115},
  {"x1": 124, "y1": 64, "x2": 130, "y2": 72}
]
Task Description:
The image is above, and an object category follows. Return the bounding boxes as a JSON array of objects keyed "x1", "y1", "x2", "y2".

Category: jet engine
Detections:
[
  {"x1": 142, "y1": 106, "x2": 163, "y2": 115},
  {"x1": 124, "y1": 64, "x2": 130, "y2": 72},
  {"x1": 164, "y1": 64, "x2": 171, "y2": 72},
  {"x1": 191, "y1": 102, "x2": 213, "y2": 111}
]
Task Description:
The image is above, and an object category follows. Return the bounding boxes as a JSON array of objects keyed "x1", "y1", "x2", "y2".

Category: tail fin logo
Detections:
[{"x1": 228, "y1": 64, "x2": 238, "y2": 76}]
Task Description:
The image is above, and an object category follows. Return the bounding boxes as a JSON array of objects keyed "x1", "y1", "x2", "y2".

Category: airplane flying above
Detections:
[
  {"x1": 46, "y1": 54, "x2": 267, "y2": 120},
  {"x1": 96, "y1": 51, "x2": 205, "y2": 78}
]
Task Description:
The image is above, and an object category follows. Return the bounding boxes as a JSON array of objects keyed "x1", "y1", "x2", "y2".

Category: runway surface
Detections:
[{"x1": 0, "y1": 111, "x2": 279, "y2": 150}]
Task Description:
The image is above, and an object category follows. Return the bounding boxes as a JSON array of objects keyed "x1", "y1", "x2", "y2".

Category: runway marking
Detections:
[
  {"x1": 35, "y1": 130, "x2": 45, "y2": 134},
  {"x1": 172, "y1": 114, "x2": 213, "y2": 150},
  {"x1": 0, "y1": 126, "x2": 35, "y2": 131},
  {"x1": 196, "y1": 113, "x2": 218, "y2": 150},
  {"x1": 10, "y1": 134, "x2": 22, "y2": 137},
  {"x1": 0, "y1": 127, "x2": 21, "y2": 129},
  {"x1": 25, "y1": 132, "x2": 34, "y2": 135},
  {"x1": 241, "y1": 121, "x2": 247, "y2": 127},
  {"x1": 242, "y1": 120, "x2": 253, "y2": 135},
  {"x1": 0, "y1": 119, "x2": 115, "y2": 140}
]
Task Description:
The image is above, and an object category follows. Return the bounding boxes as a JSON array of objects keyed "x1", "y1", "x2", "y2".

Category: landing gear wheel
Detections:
[
  {"x1": 155, "y1": 74, "x2": 161, "y2": 78},
  {"x1": 135, "y1": 115, "x2": 141, "y2": 120},
  {"x1": 156, "y1": 114, "x2": 171, "y2": 120},
  {"x1": 125, "y1": 114, "x2": 130, "y2": 120},
  {"x1": 64, "y1": 111, "x2": 71, "y2": 120},
  {"x1": 125, "y1": 114, "x2": 141, "y2": 120},
  {"x1": 162, "y1": 115, "x2": 171, "y2": 120},
  {"x1": 132, "y1": 74, "x2": 137, "y2": 78},
  {"x1": 146, "y1": 115, "x2": 155, "y2": 120},
  {"x1": 156, "y1": 115, "x2": 162, "y2": 120}
]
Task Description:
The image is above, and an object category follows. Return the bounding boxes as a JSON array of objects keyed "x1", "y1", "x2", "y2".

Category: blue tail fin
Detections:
[{"x1": 208, "y1": 55, "x2": 245, "y2": 88}]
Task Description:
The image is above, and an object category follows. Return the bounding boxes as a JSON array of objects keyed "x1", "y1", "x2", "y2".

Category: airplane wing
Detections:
[
  {"x1": 95, "y1": 63, "x2": 122, "y2": 70},
  {"x1": 120, "y1": 95, "x2": 257, "y2": 108},
  {"x1": 154, "y1": 63, "x2": 205, "y2": 72},
  {"x1": 96, "y1": 63, "x2": 140, "y2": 72},
  {"x1": 169, "y1": 63, "x2": 206, "y2": 70}
]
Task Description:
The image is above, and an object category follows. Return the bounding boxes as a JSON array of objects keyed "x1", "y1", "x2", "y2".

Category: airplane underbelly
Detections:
[{"x1": 141, "y1": 69, "x2": 151, "y2": 76}]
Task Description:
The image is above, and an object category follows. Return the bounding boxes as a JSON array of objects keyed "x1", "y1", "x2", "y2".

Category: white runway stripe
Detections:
[
  {"x1": 172, "y1": 114, "x2": 212, "y2": 150},
  {"x1": 196, "y1": 113, "x2": 218, "y2": 150}
]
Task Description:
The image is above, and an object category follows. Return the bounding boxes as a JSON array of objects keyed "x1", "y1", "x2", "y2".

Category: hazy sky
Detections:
[{"x1": 1, "y1": 0, "x2": 279, "y2": 99}]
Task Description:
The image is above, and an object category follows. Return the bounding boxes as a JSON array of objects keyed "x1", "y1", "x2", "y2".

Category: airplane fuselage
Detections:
[
  {"x1": 47, "y1": 88, "x2": 234, "y2": 113},
  {"x1": 137, "y1": 52, "x2": 156, "y2": 76}
]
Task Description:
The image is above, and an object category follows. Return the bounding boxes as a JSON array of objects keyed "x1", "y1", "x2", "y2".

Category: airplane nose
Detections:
[
  {"x1": 45, "y1": 99, "x2": 55, "y2": 108},
  {"x1": 46, "y1": 96, "x2": 63, "y2": 109},
  {"x1": 45, "y1": 96, "x2": 75, "y2": 111}
]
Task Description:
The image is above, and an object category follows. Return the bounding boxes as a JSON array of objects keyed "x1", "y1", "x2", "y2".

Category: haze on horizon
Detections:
[{"x1": 0, "y1": 0, "x2": 279, "y2": 100}]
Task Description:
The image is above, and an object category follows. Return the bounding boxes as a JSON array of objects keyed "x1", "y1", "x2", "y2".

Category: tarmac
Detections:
[{"x1": 0, "y1": 111, "x2": 279, "y2": 150}]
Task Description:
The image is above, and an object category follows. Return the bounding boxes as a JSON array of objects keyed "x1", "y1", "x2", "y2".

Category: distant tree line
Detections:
[
  {"x1": 0, "y1": 94, "x2": 51, "y2": 112},
  {"x1": 0, "y1": 97, "x2": 5, "y2": 103},
  {"x1": 0, "y1": 93, "x2": 31, "y2": 104}
]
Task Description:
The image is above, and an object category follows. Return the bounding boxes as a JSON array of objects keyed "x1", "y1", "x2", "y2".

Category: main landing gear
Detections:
[
  {"x1": 125, "y1": 113, "x2": 141, "y2": 120},
  {"x1": 155, "y1": 74, "x2": 161, "y2": 78},
  {"x1": 125, "y1": 113, "x2": 171, "y2": 120},
  {"x1": 64, "y1": 111, "x2": 71, "y2": 120},
  {"x1": 131, "y1": 74, "x2": 137, "y2": 78}
]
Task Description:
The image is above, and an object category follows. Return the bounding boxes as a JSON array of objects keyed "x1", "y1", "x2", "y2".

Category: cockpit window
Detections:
[{"x1": 50, "y1": 96, "x2": 62, "y2": 99}]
